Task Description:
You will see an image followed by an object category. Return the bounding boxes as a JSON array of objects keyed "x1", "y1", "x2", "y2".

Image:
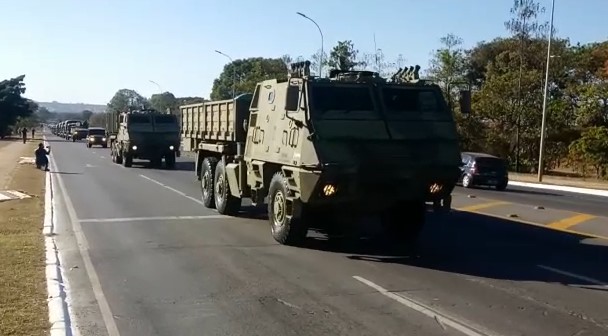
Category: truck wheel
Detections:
[
  {"x1": 268, "y1": 172, "x2": 308, "y2": 246},
  {"x1": 102, "y1": 144, "x2": 107, "y2": 148},
  {"x1": 214, "y1": 161, "x2": 241, "y2": 215},
  {"x1": 382, "y1": 201, "x2": 425, "y2": 243},
  {"x1": 122, "y1": 152, "x2": 132, "y2": 167},
  {"x1": 165, "y1": 153, "x2": 176, "y2": 169},
  {"x1": 200, "y1": 157, "x2": 218, "y2": 208}
]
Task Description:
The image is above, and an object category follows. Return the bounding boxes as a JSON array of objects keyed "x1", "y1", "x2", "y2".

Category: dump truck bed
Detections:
[{"x1": 180, "y1": 94, "x2": 252, "y2": 152}]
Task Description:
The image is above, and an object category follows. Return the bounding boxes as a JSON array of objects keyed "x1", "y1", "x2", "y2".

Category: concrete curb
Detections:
[
  {"x1": 509, "y1": 180, "x2": 608, "y2": 197},
  {"x1": 43, "y1": 137, "x2": 75, "y2": 336}
]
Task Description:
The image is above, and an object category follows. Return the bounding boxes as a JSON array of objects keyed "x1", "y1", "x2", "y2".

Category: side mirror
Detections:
[
  {"x1": 285, "y1": 85, "x2": 300, "y2": 112},
  {"x1": 459, "y1": 90, "x2": 472, "y2": 114}
]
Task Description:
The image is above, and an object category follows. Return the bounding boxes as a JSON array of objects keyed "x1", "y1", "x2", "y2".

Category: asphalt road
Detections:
[
  {"x1": 453, "y1": 184, "x2": 608, "y2": 218},
  {"x1": 47, "y1": 133, "x2": 608, "y2": 336}
]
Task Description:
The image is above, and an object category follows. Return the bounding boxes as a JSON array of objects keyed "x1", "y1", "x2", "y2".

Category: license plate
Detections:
[{"x1": 488, "y1": 179, "x2": 497, "y2": 184}]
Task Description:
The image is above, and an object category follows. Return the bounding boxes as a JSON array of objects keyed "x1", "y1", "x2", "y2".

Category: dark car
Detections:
[
  {"x1": 72, "y1": 128, "x2": 88, "y2": 141},
  {"x1": 86, "y1": 127, "x2": 108, "y2": 148},
  {"x1": 459, "y1": 152, "x2": 509, "y2": 190}
]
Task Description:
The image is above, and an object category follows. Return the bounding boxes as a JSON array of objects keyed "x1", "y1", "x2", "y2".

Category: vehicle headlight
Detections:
[
  {"x1": 102, "y1": 137, "x2": 106, "y2": 141},
  {"x1": 132, "y1": 145, "x2": 138, "y2": 150},
  {"x1": 169, "y1": 145, "x2": 174, "y2": 150}
]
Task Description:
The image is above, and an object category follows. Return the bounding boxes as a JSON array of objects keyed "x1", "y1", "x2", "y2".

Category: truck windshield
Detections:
[
  {"x1": 129, "y1": 115, "x2": 151, "y2": 123},
  {"x1": 381, "y1": 87, "x2": 449, "y2": 120},
  {"x1": 154, "y1": 115, "x2": 177, "y2": 124},
  {"x1": 310, "y1": 85, "x2": 379, "y2": 120},
  {"x1": 88, "y1": 129, "x2": 105, "y2": 136}
]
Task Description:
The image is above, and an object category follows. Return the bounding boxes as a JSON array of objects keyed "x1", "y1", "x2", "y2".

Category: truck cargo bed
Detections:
[{"x1": 180, "y1": 94, "x2": 252, "y2": 152}]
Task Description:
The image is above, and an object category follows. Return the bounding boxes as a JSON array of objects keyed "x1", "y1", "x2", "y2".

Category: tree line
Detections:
[{"x1": 9, "y1": 0, "x2": 604, "y2": 179}]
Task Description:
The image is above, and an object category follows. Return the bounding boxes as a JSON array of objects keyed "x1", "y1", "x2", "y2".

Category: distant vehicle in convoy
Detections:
[
  {"x1": 72, "y1": 128, "x2": 88, "y2": 141},
  {"x1": 180, "y1": 61, "x2": 470, "y2": 246},
  {"x1": 86, "y1": 127, "x2": 108, "y2": 148},
  {"x1": 106, "y1": 109, "x2": 180, "y2": 168},
  {"x1": 459, "y1": 152, "x2": 509, "y2": 190}
]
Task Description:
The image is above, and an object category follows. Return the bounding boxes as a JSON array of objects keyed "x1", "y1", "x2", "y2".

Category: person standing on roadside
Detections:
[
  {"x1": 31, "y1": 128, "x2": 35, "y2": 139},
  {"x1": 21, "y1": 127, "x2": 27, "y2": 144}
]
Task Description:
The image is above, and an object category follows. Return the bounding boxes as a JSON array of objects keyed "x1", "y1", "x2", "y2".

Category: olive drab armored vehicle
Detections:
[
  {"x1": 181, "y1": 61, "x2": 470, "y2": 246},
  {"x1": 107, "y1": 109, "x2": 180, "y2": 169}
]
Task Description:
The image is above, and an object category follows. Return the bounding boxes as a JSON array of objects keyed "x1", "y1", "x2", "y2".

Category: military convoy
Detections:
[
  {"x1": 52, "y1": 120, "x2": 83, "y2": 139},
  {"x1": 180, "y1": 61, "x2": 470, "y2": 246},
  {"x1": 106, "y1": 109, "x2": 180, "y2": 168}
]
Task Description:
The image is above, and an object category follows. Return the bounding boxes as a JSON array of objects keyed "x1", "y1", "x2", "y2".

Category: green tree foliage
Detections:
[
  {"x1": 81, "y1": 109, "x2": 94, "y2": 121},
  {"x1": 568, "y1": 127, "x2": 608, "y2": 178},
  {"x1": 88, "y1": 112, "x2": 106, "y2": 127},
  {"x1": 210, "y1": 57, "x2": 288, "y2": 100},
  {"x1": 150, "y1": 92, "x2": 177, "y2": 114},
  {"x1": 0, "y1": 75, "x2": 37, "y2": 138},
  {"x1": 107, "y1": 89, "x2": 149, "y2": 114},
  {"x1": 326, "y1": 40, "x2": 365, "y2": 71}
]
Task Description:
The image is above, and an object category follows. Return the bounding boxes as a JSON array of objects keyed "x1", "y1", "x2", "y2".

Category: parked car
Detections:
[{"x1": 459, "y1": 152, "x2": 509, "y2": 190}]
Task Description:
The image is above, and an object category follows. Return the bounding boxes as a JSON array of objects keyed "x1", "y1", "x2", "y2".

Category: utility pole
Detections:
[
  {"x1": 214, "y1": 50, "x2": 236, "y2": 99},
  {"x1": 297, "y1": 12, "x2": 324, "y2": 77}
]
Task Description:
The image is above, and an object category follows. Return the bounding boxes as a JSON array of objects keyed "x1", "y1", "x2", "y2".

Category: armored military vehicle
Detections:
[
  {"x1": 181, "y1": 61, "x2": 470, "y2": 246},
  {"x1": 107, "y1": 109, "x2": 180, "y2": 168}
]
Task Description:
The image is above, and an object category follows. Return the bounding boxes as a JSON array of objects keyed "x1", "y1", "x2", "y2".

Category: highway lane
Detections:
[
  {"x1": 48, "y1": 133, "x2": 608, "y2": 336},
  {"x1": 453, "y1": 184, "x2": 607, "y2": 218}
]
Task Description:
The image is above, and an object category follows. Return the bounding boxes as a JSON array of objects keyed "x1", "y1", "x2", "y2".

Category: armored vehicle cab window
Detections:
[
  {"x1": 88, "y1": 129, "x2": 105, "y2": 136},
  {"x1": 128, "y1": 114, "x2": 151, "y2": 123},
  {"x1": 154, "y1": 115, "x2": 177, "y2": 123},
  {"x1": 310, "y1": 85, "x2": 378, "y2": 119},
  {"x1": 382, "y1": 87, "x2": 448, "y2": 119}
]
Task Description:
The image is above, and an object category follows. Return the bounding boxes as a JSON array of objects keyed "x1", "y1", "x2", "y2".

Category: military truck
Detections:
[
  {"x1": 181, "y1": 61, "x2": 470, "y2": 246},
  {"x1": 107, "y1": 109, "x2": 180, "y2": 168}
]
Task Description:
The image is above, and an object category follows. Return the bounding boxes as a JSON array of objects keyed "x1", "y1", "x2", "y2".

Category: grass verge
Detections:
[
  {"x1": 509, "y1": 172, "x2": 608, "y2": 190},
  {"x1": 0, "y1": 142, "x2": 49, "y2": 336}
]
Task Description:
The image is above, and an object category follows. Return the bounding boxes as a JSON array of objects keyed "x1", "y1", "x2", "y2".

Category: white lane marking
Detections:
[
  {"x1": 49, "y1": 146, "x2": 122, "y2": 336},
  {"x1": 352, "y1": 276, "x2": 497, "y2": 336},
  {"x1": 92, "y1": 151, "x2": 97, "y2": 154},
  {"x1": 538, "y1": 265, "x2": 608, "y2": 287},
  {"x1": 85, "y1": 164, "x2": 96, "y2": 168},
  {"x1": 139, "y1": 174, "x2": 207, "y2": 207},
  {"x1": 79, "y1": 215, "x2": 228, "y2": 223},
  {"x1": 100, "y1": 156, "x2": 106, "y2": 159}
]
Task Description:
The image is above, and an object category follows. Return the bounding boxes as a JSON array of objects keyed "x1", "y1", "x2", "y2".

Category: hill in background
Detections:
[{"x1": 37, "y1": 101, "x2": 106, "y2": 113}]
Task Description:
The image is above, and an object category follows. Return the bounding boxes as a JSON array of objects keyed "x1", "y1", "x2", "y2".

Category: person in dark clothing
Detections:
[
  {"x1": 35, "y1": 143, "x2": 51, "y2": 171},
  {"x1": 21, "y1": 128, "x2": 27, "y2": 143},
  {"x1": 31, "y1": 128, "x2": 35, "y2": 139}
]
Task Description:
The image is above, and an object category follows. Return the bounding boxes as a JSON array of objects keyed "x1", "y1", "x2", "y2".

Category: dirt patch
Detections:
[
  {"x1": 510, "y1": 172, "x2": 608, "y2": 190},
  {"x1": 0, "y1": 141, "x2": 49, "y2": 336}
]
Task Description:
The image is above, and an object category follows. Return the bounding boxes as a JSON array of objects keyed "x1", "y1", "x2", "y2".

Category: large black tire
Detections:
[
  {"x1": 382, "y1": 201, "x2": 426, "y2": 243},
  {"x1": 102, "y1": 144, "x2": 107, "y2": 148},
  {"x1": 214, "y1": 161, "x2": 241, "y2": 215},
  {"x1": 122, "y1": 151, "x2": 132, "y2": 167},
  {"x1": 200, "y1": 157, "x2": 218, "y2": 208},
  {"x1": 165, "y1": 152, "x2": 176, "y2": 169},
  {"x1": 268, "y1": 172, "x2": 309, "y2": 246}
]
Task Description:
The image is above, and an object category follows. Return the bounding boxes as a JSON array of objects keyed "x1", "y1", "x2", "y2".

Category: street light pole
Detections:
[
  {"x1": 537, "y1": 0, "x2": 555, "y2": 182},
  {"x1": 214, "y1": 50, "x2": 236, "y2": 99},
  {"x1": 296, "y1": 12, "x2": 324, "y2": 77},
  {"x1": 149, "y1": 80, "x2": 162, "y2": 94}
]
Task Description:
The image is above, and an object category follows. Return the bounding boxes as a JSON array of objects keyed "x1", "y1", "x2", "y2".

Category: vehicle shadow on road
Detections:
[
  {"x1": 131, "y1": 160, "x2": 194, "y2": 172},
  {"x1": 301, "y1": 210, "x2": 608, "y2": 287}
]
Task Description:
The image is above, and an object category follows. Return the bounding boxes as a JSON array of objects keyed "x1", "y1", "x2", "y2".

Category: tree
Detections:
[
  {"x1": 210, "y1": 57, "x2": 288, "y2": 100},
  {"x1": 326, "y1": 40, "x2": 365, "y2": 71},
  {"x1": 88, "y1": 113, "x2": 106, "y2": 127},
  {"x1": 0, "y1": 75, "x2": 37, "y2": 138},
  {"x1": 504, "y1": 0, "x2": 548, "y2": 172},
  {"x1": 107, "y1": 89, "x2": 149, "y2": 113},
  {"x1": 36, "y1": 106, "x2": 55, "y2": 122},
  {"x1": 81, "y1": 109, "x2": 94, "y2": 121},
  {"x1": 150, "y1": 92, "x2": 177, "y2": 114},
  {"x1": 568, "y1": 127, "x2": 608, "y2": 178},
  {"x1": 428, "y1": 34, "x2": 467, "y2": 105},
  {"x1": 309, "y1": 49, "x2": 328, "y2": 76}
]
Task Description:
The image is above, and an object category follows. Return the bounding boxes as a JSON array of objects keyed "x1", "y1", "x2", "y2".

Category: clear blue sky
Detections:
[{"x1": 1, "y1": 0, "x2": 605, "y2": 105}]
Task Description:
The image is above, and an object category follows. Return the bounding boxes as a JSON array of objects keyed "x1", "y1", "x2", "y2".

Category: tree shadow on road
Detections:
[{"x1": 298, "y1": 209, "x2": 608, "y2": 288}]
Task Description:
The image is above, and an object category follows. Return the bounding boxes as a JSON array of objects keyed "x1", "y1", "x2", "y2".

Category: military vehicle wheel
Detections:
[
  {"x1": 87, "y1": 143, "x2": 92, "y2": 148},
  {"x1": 268, "y1": 172, "x2": 308, "y2": 246},
  {"x1": 165, "y1": 153, "x2": 176, "y2": 169},
  {"x1": 495, "y1": 182, "x2": 507, "y2": 191},
  {"x1": 462, "y1": 175, "x2": 472, "y2": 188},
  {"x1": 382, "y1": 201, "x2": 425, "y2": 242},
  {"x1": 115, "y1": 151, "x2": 123, "y2": 164},
  {"x1": 200, "y1": 157, "x2": 218, "y2": 208},
  {"x1": 214, "y1": 161, "x2": 240, "y2": 215},
  {"x1": 122, "y1": 152, "x2": 132, "y2": 167},
  {"x1": 102, "y1": 144, "x2": 107, "y2": 148}
]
